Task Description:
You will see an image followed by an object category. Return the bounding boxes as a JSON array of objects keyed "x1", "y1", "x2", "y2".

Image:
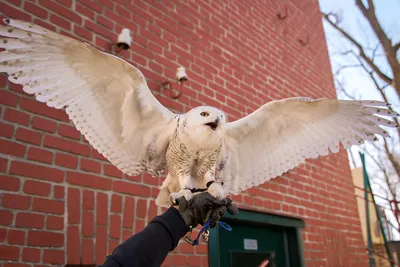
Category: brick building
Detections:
[{"x1": 0, "y1": 1, "x2": 368, "y2": 266}]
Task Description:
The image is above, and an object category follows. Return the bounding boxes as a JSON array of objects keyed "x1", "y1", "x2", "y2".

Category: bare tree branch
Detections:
[
  {"x1": 394, "y1": 42, "x2": 400, "y2": 52},
  {"x1": 335, "y1": 63, "x2": 363, "y2": 76},
  {"x1": 322, "y1": 12, "x2": 394, "y2": 87},
  {"x1": 355, "y1": 55, "x2": 400, "y2": 137},
  {"x1": 383, "y1": 138, "x2": 400, "y2": 181},
  {"x1": 335, "y1": 78, "x2": 357, "y2": 100},
  {"x1": 354, "y1": 0, "x2": 400, "y2": 99}
]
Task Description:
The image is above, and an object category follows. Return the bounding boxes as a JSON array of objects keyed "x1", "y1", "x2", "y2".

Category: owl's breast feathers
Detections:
[{"x1": 166, "y1": 127, "x2": 222, "y2": 179}]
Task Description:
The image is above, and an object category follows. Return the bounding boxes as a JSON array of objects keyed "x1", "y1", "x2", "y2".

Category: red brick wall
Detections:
[{"x1": 0, "y1": 0, "x2": 368, "y2": 266}]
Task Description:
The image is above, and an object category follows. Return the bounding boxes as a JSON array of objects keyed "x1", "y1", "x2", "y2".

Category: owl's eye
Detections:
[{"x1": 200, "y1": 112, "x2": 209, "y2": 117}]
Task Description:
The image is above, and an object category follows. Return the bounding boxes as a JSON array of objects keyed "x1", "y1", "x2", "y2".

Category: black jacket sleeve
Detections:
[{"x1": 97, "y1": 207, "x2": 190, "y2": 267}]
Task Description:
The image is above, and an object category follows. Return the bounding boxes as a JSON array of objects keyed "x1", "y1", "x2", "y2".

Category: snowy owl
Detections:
[{"x1": 1, "y1": 19, "x2": 398, "y2": 207}]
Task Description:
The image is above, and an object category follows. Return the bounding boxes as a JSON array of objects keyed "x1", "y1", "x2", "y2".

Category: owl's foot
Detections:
[
  {"x1": 207, "y1": 182, "x2": 225, "y2": 200},
  {"x1": 169, "y1": 189, "x2": 193, "y2": 204}
]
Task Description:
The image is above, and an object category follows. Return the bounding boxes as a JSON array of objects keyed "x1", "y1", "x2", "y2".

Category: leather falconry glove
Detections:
[{"x1": 175, "y1": 192, "x2": 239, "y2": 228}]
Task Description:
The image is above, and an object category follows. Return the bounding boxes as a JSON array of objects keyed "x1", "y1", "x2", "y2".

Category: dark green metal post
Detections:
[
  {"x1": 360, "y1": 152, "x2": 395, "y2": 267},
  {"x1": 360, "y1": 152, "x2": 375, "y2": 267}
]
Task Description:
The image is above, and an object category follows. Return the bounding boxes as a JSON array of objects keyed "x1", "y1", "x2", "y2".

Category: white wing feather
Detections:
[
  {"x1": 219, "y1": 97, "x2": 399, "y2": 195},
  {"x1": 0, "y1": 18, "x2": 176, "y2": 176}
]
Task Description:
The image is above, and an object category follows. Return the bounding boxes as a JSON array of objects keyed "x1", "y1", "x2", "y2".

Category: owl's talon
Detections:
[{"x1": 170, "y1": 189, "x2": 193, "y2": 204}]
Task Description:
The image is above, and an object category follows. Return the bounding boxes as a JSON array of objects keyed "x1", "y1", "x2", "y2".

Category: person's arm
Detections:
[
  {"x1": 98, "y1": 207, "x2": 189, "y2": 267},
  {"x1": 97, "y1": 193, "x2": 239, "y2": 267}
]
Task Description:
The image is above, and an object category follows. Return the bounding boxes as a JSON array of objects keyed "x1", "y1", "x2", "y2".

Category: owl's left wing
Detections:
[{"x1": 218, "y1": 97, "x2": 399, "y2": 195}]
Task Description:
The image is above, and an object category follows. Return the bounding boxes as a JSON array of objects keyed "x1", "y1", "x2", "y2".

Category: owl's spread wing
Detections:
[
  {"x1": 218, "y1": 97, "x2": 398, "y2": 195},
  {"x1": 0, "y1": 18, "x2": 177, "y2": 176}
]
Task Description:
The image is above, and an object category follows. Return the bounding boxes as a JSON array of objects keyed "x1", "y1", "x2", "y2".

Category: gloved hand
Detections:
[{"x1": 175, "y1": 192, "x2": 239, "y2": 228}]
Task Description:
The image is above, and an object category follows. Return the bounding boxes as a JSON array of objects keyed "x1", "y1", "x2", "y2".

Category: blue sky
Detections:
[
  {"x1": 318, "y1": 0, "x2": 400, "y2": 240},
  {"x1": 319, "y1": 0, "x2": 400, "y2": 107}
]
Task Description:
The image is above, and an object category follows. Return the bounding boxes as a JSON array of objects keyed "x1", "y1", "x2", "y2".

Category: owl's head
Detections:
[{"x1": 185, "y1": 106, "x2": 226, "y2": 132}]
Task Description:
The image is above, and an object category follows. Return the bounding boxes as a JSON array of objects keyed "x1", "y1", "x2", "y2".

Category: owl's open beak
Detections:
[{"x1": 205, "y1": 118, "x2": 219, "y2": 131}]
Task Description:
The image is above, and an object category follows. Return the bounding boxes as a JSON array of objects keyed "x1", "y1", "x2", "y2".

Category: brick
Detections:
[
  {"x1": 74, "y1": 24, "x2": 93, "y2": 41},
  {"x1": 10, "y1": 161, "x2": 64, "y2": 183},
  {"x1": 0, "y1": 139, "x2": 26, "y2": 157},
  {"x1": 171, "y1": 255, "x2": 187, "y2": 266},
  {"x1": 97, "y1": 15, "x2": 113, "y2": 30},
  {"x1": 122, "y1": 229, "x2": 133, "y2": 241},
  {"x1": 24, "y1": 1, "x2": 48, "y2": 19},
  {"x1": 95, "y1": 226, "x2": 107, "y2": 264},
  {"x1": 20, "y1": 97, "x2": 69, "y2": 121},
  {"x1": 44, "y1": 135, "x2": 91, "y2": 156},
  {"x1": 0, "y1": 122, "x2": 14, "y2": 138},
  {"x1": 58, "y1": 0, "x2": 72, "y2": 7},
  {"x1": 33, "y1": 18, "x2": 57, "y2": 33},
  {"x1": 0, "y1": 175, "x2": 20, "y2": 191},
  {"x1": 15, "y1": 127, "x2": 42, "y2": 144},
  {"x1": 39, "y1": 0, "x2": 81, "y2": 24},
  {"x1": 92, "y1": 149, "x2": 107, "y2": 161},
  {"x1": 0, "y1": 90, "x2": 18, "y2": 106},
  {"x1": 27, "y1": 147, "x2": 53, "y2": 164},
  {"x1": 3, "y1": 263, "x2": 31, "y2": 267},
  {"x1": 82, "y1": 239, "x2": 94, "y2": 264},
  {"x1": 78, "y1": 0, "x2": 102, "y2": 13},
  {"x1": 43, "y1": 249, "x2": 64, "y2": 264},
  {"x1": 2, "y1": 193, "x2": 31, "y2": 210},
  {"x1": 111, "y1": 194, "x2": 122, "y2": 213},
  {"x1": 32, "y1": 117, "x2": 57, "y2": 133},
  {"x1": 81, "y1": 158, "x2": 101, "y2": 173},
  {"x1": 76, "y1": 3, "x2": 94, "y2": 19},
  {"x1": 116, "y1": 5, "x2": 131, "y2": 18},
  {"x1": 50, "y1": 13, "x2": 71, "y2": 30},
  {"x1": 143, "y1": 173, "x2": 159, "y2": 185},
  {"x1": 104, "y1": 164, "x2": 123, "y2": 178},
  {"x1": 0, "y1": 157, "x2": 8, "y2": 172},
  {"x1": 148, "y1": 200, "x2": 158, "y2": 221},
  {"x1": 136, "y1": 199, "x2": 147, "y2": 219},
  {"x1": 84, "y1": 19, "x2": 114, "y2": 40},
  {"x1": 33, "y1": 197, "x2": 64, "y2": 215},
  {"x1": 0, "y1": 74, "x2": 7, "y2": 87},
  {"x1": 110, "y1": 215, "x2": 121, "y2": 239},
  {"x1": 0, "y1": 245, "x2": 20, "y2": 261},
  {"x1": 55, "y1": 153, "x2": 78, "y2": 169},
  {"x1": 27, "y1": 231, "x2": 64, "y2": 247},
  {"x1": 15, "y1": 212, "x2": 44, "y2": 229},
  {"x1": 23, "y1": 180, "x2": 51, "y2": 197},
  {"x1": 22, "y1": 247, "x2": 41, "y2": 262},
  {"x1": 7, "y1": 229, "x2": 25, "y2": 245},
  {"x1": 82, "y1": 211, "x2": 94, "y2": 237},
  {"x1": 0, "y1": 210, "x2": 13, "y2": 226},
  {"x1": 58, "y1": 124, "x2": 81, "y2": 140},
  {"x1": 0, "y1": 227, "x2": 5, "y2": 243},
  {"x1": 188, "y1": 255, "x2": 201, "y2": 266},
  {"x1": 68, "y1": 188, "x2": 80, "y2": 224},
  {"x1": 53, "y1": 185, "x2": 65, "y2": 199},
  {"x1": 46, "y1": 215, "x2": 63, "y2": 230},
  {"x1": 81, "y1": 190, "x2": 94, "y2": 210},
  {"x1": 3, "y1": 108, "x2": 29, "y2": 126},
  {"x1": 67, "y1": 171, "x2": 111, "y2": 190},
  {"x1": 134, "y1": 219, "x2": 145, "y2": 233},
  {"x1": 67, "y1": 226, "x2": 80, "y2": 264},
  {"x1": 113, "y1": 181, "x2": 151, "y2": 197},
  {"x1": 98, "y1": 0, "x2": 114, "y2": 9},
  {"x1": 96, "y1": 193, "x2": 108, "y2": 225},
  {"x1": 123, "y1": 197, "x2": 135, "y2": 228}
]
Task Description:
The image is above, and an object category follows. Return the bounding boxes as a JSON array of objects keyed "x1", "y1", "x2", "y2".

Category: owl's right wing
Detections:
[
  {"x1": 0, "y1": 18, "x2": 177, "y2": 176},
  {"x1": 218, "y1": 97, "x2": 398, "y2": 195}
]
